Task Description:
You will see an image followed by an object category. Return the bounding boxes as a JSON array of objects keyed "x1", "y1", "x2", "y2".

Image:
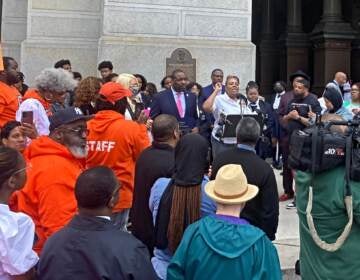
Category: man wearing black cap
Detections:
[
  {"x1": 282, "y1": 77, "x2": 322, "y2": 209},
  {"x1": 278, "y1": 71, "x2": 315, "y2": 203},
  {"x1": 16, "y1": 107, "x2": 91, "y2": 253}
]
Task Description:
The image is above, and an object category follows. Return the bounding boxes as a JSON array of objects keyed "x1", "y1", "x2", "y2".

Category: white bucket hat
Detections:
[{"x1": 205, "y1": 164, "x2": 259, "y2": 205}]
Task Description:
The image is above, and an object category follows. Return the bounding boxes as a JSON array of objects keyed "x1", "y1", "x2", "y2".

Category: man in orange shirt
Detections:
[
  {"x1": 0, "y1": 57, "x2": 21, "y2": 127},
  {"x1": 16, "y1": 107, "x2": 91, "y2": 254},
  {"x1": 86, "y1": 82, "x2": 150, "y2": 230}
]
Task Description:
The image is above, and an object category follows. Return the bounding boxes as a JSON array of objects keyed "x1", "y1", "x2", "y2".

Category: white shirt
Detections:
[
  {"x1": 171, "y1": 87, "x2": 186, "y2": 117},
  {"x1": 273, "y1": 91, "x2": 285, "y2": 110},
  {"x1": 212, "y1": 93, "x2": 252, "y2": 144},
  {"x1": 248, "y1": 99, "x2": 261, "y2": 112},
  {"x1": 16, "y1": 98, "x2": 50, "y2": 136},
  {"x1": 0, "y1": 204, "x2": 38, "y2": 280}
]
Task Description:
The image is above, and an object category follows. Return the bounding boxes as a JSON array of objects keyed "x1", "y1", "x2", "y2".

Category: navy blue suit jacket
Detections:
[{"x1": 150, "y1": 89, "x2": 198, "y2": 129}]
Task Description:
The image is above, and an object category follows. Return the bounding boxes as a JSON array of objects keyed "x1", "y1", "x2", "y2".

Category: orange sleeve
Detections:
[
  {"x1": 0, "y1": 94, "x2": 6, "y2": 115},
  {"x1": 132, "y1": 124, "x2": 150, "y2": 161},
  {"x1": 37, "y1": 183, "x2": 77, "y2": 239}
]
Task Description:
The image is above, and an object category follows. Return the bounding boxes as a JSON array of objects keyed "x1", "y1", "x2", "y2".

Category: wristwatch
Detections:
[{"x1": 297, "y1": 116, "x2": 301, "y2": 121}]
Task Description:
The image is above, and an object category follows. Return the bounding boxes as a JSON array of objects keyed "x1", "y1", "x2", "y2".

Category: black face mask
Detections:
[{"x1": 274, "y1": 85, "x2": 284, "y2": 94}]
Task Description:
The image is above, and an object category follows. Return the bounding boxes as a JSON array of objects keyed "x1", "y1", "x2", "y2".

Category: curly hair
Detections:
[
  {"x1": 74, "y1": 77, "x2": 101, "y2": 107},
  {"x1": 35, "y1": 68, "x2": 77, "y2": 93}
]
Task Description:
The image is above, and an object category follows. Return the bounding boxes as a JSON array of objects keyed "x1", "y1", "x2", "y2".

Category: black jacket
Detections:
[
  {"x1": 211, "y1": 148, "x2": 279, "y2": 240},
  {"x1": 130, "y1": 142, "x2": 175, "y2": 254},
  {"x1": 38, "y1": 215, "x2": 157, "y2": 280}
]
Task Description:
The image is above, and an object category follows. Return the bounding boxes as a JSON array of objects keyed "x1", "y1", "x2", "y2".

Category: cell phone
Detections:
[
  {"x1": 21, "y1": 111, "x2": 33, "y2": 124},
  {"x1": 142, "y1": 108, "x2": 150, "y2": 118}
]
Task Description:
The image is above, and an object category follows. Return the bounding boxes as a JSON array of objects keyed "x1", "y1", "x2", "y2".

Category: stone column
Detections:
[
  {"x1": 258, "y1": 0, "x2": 278, "y2": 96},
  {"x1": 279, "y1": 0, "x2": 309, "y2": 85},
  {"x1": 322, "y1": 0, "x2": 342, "y2": 22},
  {"x1": 1, "y1": 0, "x2": 27, "y2": 63},
  {"x1": 19, "y1": 0, "x2": 102, "y2": 85},
  {"x1": 310, "y1": 0, "x2": 355, "y2": 94},
  {"x1": 287, "y1": 0, "x2": 302, "y2": 33}
]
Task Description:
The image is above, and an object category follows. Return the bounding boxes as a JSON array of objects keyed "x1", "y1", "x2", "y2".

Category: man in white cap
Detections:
[{"x1": 167, "y1": 164, "x2": 282, "y2": 280}]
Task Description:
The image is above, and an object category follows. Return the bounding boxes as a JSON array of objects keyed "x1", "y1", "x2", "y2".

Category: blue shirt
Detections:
[
  {"x1": 335, "y1": 106, "x2": 353, "y2": 121},
  {"x1": 149, "y1": 176, "x2": 216, "y2": 279},
  {"x1": 237, "y1": 143, "x2": 256, "y2": 154}
]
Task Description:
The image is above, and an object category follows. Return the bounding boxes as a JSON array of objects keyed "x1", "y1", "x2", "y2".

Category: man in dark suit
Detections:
[
  {"x1": 201, "y1": 68, "x2": 226, "y2": 100},
  {"x1": 211, "y1": 117, "x2": 279, "y2": 241},
  {"x1": 150, "y1": 69, "x2": 199, "y2": 135},
  {"x1": 130, "y1": 114, "x2": 179, "y2": 254}
]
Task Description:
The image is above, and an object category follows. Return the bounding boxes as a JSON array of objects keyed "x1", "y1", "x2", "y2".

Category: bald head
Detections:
[
  {"x1": 152, "y1": 114, "x2": 179, "y2": 144},
  {"x1": 334, "y1": 72, "x2": 347, "y2": 86}
]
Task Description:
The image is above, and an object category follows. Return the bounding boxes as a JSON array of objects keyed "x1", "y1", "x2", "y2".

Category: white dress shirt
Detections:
[
  {"x1": 0, "y1": 204, "x2": 38, "y2": 280},
  {"x1": 212, "y1": 93, "x2": 252, "y2": 144},
  {"x1": 273, "y1": 91, "x2": 285, "y2": 110}
]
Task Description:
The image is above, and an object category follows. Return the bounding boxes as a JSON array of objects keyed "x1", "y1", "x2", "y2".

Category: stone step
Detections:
[{"x1": 274, "y1": 238, "x2": 301, "y2": 279}]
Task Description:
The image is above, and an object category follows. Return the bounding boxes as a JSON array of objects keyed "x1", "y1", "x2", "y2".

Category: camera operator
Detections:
[
  {"x1": 295, "y1": 114, "x2": 360, "y2": 280},
  {"x1": 203, "y1": 75, "x2": 250, "y2": 159},
  {"x1": 245, "y1": 81, "x2": 274, "y2": 159},
  {"x1": 283, "y1": 78, "x2": 322, "y2": 136}
]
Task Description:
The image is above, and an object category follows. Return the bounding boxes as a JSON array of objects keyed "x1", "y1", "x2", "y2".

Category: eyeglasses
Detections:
[{"x1": 60, "y1": 127, "x2": 89, "y2": 137}]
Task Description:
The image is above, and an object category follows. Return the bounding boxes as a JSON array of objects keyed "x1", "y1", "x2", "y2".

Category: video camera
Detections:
[{"x1": 288, "y1": 114, "x2": 360, "y2": 181}]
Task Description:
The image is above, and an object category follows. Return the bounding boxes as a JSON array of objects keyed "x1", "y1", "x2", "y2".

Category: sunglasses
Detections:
[{"x1": 58, "y1": 127, "x2": 89, "y2": 137}]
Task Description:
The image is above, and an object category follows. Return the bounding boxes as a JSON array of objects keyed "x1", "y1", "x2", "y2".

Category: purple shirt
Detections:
[{"x1": 215, "y1": 214, "x2": 249, "y2": 225}]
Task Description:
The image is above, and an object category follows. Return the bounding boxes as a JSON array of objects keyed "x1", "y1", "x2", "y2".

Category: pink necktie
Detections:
[{"x1": 176, "y1": 93, "x2": 184, "y2": 118}]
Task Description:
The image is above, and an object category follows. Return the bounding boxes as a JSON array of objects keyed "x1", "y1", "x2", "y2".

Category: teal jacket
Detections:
[{"x1": 167, "y1": 215, "x2": 282, "y2": 280}]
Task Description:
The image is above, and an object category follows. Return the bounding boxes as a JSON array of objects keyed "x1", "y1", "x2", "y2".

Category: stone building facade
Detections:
[{"x1": 1, "y1": 0, "x2": 256, "y2": 88}]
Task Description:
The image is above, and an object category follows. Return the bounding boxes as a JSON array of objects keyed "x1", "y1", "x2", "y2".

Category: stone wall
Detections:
[
  {"x1": 2, "y1": 0, "x2": 255, "y2": 89},
  {"x1": 100, "y1": 0, "x2": 255, "y2": 87}
]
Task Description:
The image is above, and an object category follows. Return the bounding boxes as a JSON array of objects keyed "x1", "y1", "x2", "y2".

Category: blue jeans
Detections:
[
  {"x1": 211, "y1": 136, "x2": 236, "y2": 160},
  {"x1": 112, "y1": 209, "x2": 130, "y2": 231}
]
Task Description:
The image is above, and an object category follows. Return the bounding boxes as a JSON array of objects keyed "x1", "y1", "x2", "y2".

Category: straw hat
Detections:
[{"x1": 205, "y1": 164, "x2": 259, "y2": 205}]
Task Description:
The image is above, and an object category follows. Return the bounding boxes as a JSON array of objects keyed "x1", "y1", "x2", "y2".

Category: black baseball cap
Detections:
[{"x1": 49, "y1": 107, "x2": 92, "y2": 131}]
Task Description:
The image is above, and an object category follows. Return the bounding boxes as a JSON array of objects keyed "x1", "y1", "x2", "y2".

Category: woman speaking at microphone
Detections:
[{"x1": 203, "y1": 75, "x2": 251, "y2": 159}]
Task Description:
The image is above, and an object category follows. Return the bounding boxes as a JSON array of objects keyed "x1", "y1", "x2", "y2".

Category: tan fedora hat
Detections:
[{"x1": 205, "y1": 164, "x2": 259, "y2": 205}]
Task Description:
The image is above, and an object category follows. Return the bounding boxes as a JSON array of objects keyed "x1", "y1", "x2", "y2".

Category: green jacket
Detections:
[
  {"x1": 167, "y1": 215, "x2": 281, "y2": 280},
  {"x1": 296, "y1": 167, "x2": 360, "y2": 280}
]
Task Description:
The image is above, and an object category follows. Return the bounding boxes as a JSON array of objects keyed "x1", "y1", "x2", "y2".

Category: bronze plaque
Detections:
[{"x1": 166, "y1": 48, "x2": 196, "y2": 82}]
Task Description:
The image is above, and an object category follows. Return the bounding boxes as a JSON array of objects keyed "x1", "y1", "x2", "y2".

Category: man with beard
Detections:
[
  {"x1": 282, "y1": 78, "x2": 322, "y2": 210},
  {"x1": 15, "y1": 107, "x2": 91, "y2": 254},
  {"x1": 283, "y1": 78, "x2": 322, "y2": 136},
  {"x1": 0, "y1": 56, "x2": 21, "y2": 127}
]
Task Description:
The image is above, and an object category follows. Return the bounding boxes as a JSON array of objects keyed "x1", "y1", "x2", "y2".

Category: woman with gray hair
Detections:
[{"x1": 16, "y1": 68, "x2": 77, "y2": 136}]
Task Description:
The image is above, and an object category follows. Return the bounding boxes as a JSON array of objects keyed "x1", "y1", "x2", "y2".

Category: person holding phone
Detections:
[
  {"x1": 283, "y1": 79, "x2": 322, "y2": 136},
  {"x1": 283, "y1": 78, "x2": 322, "y2": 210},
  {"x1": 16, "y1": 68, "x2": 77, "y2": 136}
]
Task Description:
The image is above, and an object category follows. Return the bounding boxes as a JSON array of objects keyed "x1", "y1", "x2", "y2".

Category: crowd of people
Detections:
[{"x1": 0, "y1": 55, "x2": 359, "y2": 280}]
